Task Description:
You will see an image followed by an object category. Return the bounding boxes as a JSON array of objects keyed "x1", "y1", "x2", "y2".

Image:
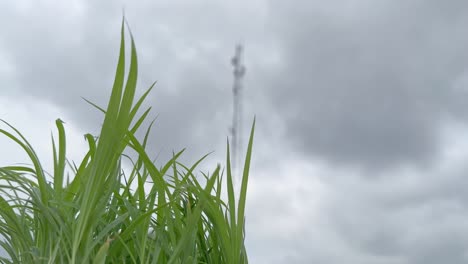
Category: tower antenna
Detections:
[{"x1": 230, "y1": 44, "x2": 246, "y2": 179}]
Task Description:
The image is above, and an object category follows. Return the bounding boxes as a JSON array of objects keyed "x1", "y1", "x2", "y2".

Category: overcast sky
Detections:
[{"x1": 1, "y1": 0, "x2": 468, "y2": 263}]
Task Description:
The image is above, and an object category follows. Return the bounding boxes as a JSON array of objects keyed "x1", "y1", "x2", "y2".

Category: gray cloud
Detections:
[
  {"x1": 266, "y1": 0, "x2": 468, "y2": 170},
  {"x1": 325, "y1": 174, "x2": 468, "y2": 264},
  {"x1": 0, "y1": 1, "x2": 247, "y2": 165},
  {"x1": 2, "y1": 1, "x2": 468, "y2": 263}
]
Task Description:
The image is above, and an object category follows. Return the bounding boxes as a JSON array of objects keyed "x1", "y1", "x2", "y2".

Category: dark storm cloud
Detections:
[{"x1": 266, "y1": 0, "x2": 468, "y2": 170}]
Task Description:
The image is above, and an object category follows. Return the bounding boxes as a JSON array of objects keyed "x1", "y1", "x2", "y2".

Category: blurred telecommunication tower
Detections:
[{"x1": 230, "y1": 44, "x2": 246, "y2": 178}]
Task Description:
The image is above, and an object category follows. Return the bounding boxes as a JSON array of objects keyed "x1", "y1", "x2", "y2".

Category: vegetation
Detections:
[{"x1": 0, "y1": 21, "x2": 254, "y2": 263}]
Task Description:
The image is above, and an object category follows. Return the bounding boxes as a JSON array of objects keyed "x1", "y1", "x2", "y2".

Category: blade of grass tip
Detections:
[
  {"x1": 128, "y1": 132, "x2": 183, "y2": 189},
  {"x1": 103, "y1": 19, "x2": 125, "y2": 124},
  {"x1": 160, "y1": 149, "x2": 185, "y2": 176},
  {"x1": 129, "y1": 81, "x2": 156, "y2": 122},
  {"x1": 143, "y1": 118, "x2": 157, "y2": 147},
  {"x1": 129, "y1": 107, "x2": 152, "y2": 135},
  {"x1": 0, "y1": 120, "x2": 48, "y2": 202},
  {"x1": 174, "y1": 151, "x2": 214, "y2": 199},
  {"x1": 81, "y1": 97, "x2": 106, "y2": 114},
  {"x1": 204, "y1": 164, "x2": 221, "y2": 193},
  {"x1": 171, "y1": 151, "x2": 181, "y2": 190},
  {"x1": 116, "y1": 26, "x2": 138, "y2": 130},
  {"x1": 120, "y1": 153, "x2": 137, "y2": 186},
  {"x1": 84, "y1": 133, "x2": 97, "y2": 156},
  {"x1": 178, "y1": 151, "x2": 213, "y2": 180},
  {"x1": 236, "y1": 118, "x2": 255, "y2": 258},
  {"x1": 53, "y1": 119, "x2": 66, "y2": 196},
  {"x1": 216, "y1": 167, "x2": 224, "y2": 199},
  {"x1": 68, "y1": 159, "x2": 78, "y2": 175}
]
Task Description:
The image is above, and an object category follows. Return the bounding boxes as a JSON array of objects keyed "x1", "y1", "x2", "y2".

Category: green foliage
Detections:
[{"x1": 0, "y1": 20, "x2": 254, "y2": 263}]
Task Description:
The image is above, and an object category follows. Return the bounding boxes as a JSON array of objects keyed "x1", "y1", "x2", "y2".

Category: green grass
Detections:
[{"x1": 0, "y1": 20, "x2": 254, "y2": 264}]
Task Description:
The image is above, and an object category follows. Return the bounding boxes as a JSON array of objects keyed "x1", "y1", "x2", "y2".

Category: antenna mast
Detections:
[{"x1": 231, "y1": 44, "x2": 246, "y2": 178}]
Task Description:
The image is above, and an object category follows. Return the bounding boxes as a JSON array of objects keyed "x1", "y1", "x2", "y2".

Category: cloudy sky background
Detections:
[{"x1": 1, "y1": 0, "x2": 468, "y2": 263}]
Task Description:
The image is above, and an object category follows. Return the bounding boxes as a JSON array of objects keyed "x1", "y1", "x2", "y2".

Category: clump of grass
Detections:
[{"x1": 0, "y1": 20, "x2": 254, "y2": 264}]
